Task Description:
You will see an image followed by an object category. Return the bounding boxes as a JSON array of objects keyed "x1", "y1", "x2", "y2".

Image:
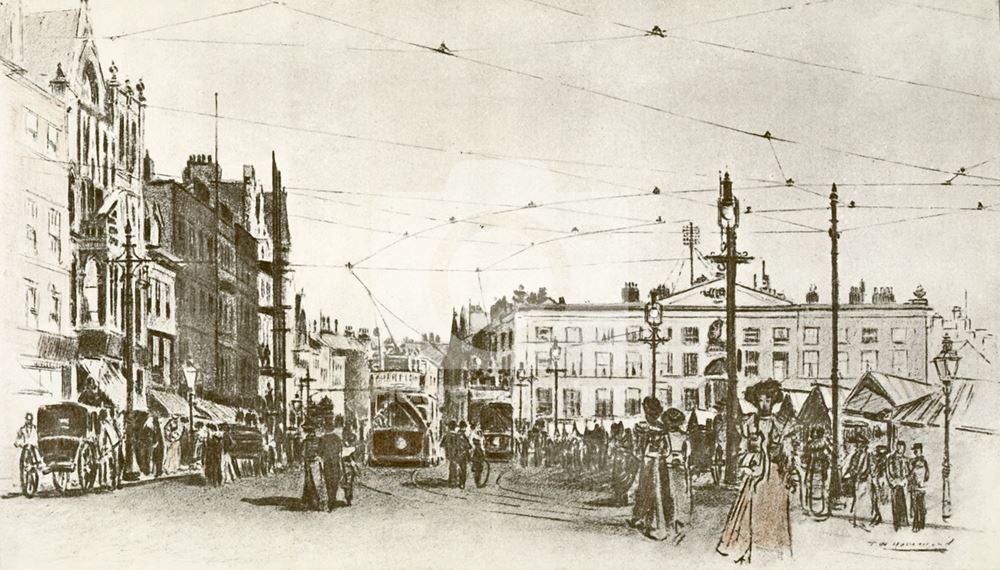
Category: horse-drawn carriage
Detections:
[{"x1": 20, "y1": 402, "x2": 117, "y2": 497}]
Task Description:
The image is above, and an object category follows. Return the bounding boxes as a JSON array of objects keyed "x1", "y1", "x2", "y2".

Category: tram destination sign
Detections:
[{"x1": 371, "y1": 370, "x2": 424, "y2": 391}]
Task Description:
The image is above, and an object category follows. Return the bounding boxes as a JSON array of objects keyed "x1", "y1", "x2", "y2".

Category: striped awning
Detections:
[
  {"x1": 147, "y1": 389, "x2": 190, "y2": 417},
  {"x1": 193, "y1": 398, "x2": 238, "y2": 423}
]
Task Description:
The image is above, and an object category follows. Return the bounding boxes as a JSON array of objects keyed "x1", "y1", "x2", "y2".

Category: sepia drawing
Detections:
[{"x1": 1, "y1": 1, "x2": 999, "y2": 568}]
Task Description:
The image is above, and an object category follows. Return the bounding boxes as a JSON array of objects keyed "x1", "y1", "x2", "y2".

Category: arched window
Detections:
[
  {"x1": 83, "y1": 62, "x2": 100, "y2": 106},
  {"x1": 82, "y1": 258, "x2": 99, "y2": 325}
]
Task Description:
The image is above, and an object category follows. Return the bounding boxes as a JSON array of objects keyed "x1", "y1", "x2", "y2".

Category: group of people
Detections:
[
  {"x1": 517, "y1": 420, "x2": 613, "y2": 473},
  {"x1": 300, "y1": 414, "x2": 360, "y2": 511},
  {"x1": 440, "y1": 420, "x2": 486, "y2": 488},
  {"x1": 842, "y1": 436, "x2": 931, "y2": 532}
]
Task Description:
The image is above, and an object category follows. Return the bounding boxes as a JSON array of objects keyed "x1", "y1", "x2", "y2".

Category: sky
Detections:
[{"x1": 30, "y1": 0, "x2": 1000, "y2": 340}]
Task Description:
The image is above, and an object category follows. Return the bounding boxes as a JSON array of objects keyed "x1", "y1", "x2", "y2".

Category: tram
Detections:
[
  {"x1": 369, "y1": 370, "x2": 440, "y2": 466},
  {"x1": 470, "y1": 401, "x2": 514, "y2": 461}
]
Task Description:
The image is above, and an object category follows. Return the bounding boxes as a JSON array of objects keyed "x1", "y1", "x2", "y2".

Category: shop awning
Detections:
[
  {"x1": 193, "y1": 398, "x2": 238, "y2": 423},
  {"x1": 147, "y1": 389, "x2": 190, "y2": 417},
  {"x1": 79, "y1": 358, "x2": 142, "y2": 411}
]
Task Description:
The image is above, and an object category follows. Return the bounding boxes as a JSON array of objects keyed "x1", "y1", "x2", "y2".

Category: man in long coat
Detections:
[{"x1": 319, "y1": 416, "x2": 344, "y2": 510}]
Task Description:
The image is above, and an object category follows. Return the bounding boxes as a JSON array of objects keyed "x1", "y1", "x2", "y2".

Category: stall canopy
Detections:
[
  {"x1": 193, "y1": 398, "x2": 238, "y2": 423},
  {"x1": 892, "y1": 378, "x2": 999, "y2": 436},
  {"x1": 147, "y1": 388, "x2": 191, "y2": 418},
  {"x1": 78, "y1": 358, "x2": 140, "y2": 411},
  {"x1": 843, "y1": 371, "x2": 936, "y2": 421}
]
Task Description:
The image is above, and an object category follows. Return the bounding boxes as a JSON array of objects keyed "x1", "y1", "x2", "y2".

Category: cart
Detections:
[{"x1": 21, "y1": 403, "x2": 101, "y2": 496}]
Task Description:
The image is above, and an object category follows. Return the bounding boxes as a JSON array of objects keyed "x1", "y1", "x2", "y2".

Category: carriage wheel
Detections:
[
  {"x1": 78, "y1": 444, "x2": 97, "y2": 491},
  {"x1": 19, "y1": 448, "x2": 38, "y2": 498},
  {"x1": 474, "y1": 460, "x2": 491, "y2": 488},
  {"x1": 52, "y1": 470, "x2": 70, "y2": 494}
]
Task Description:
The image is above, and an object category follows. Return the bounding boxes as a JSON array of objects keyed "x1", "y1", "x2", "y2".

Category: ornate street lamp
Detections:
[
  {"x1": 643, "y1": 291, "x2": 663, "y2": 397},
  {"x1": 182, "y1": 360, "x2": 199, "y2": 464},
  {"x1": 515, "y1": 366, "x2": 534, "y2": 431},
  {"x1": 547, "y1": 340, "x2": 565, "y2": 434},
  {"x1": 932, "y1": 333, "x2": 960, "y2": 522}
]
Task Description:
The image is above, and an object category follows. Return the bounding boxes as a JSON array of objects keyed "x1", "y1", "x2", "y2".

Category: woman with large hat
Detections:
[
  {"x1": 717, "y1": 379, "x2": 793, "y2": 563},
  {"x1": 628, "y1": 396, "x2": 673, "y2": 540},
  {"x1": 663, "y1": 407, "x2": 692, "y2": 541}
]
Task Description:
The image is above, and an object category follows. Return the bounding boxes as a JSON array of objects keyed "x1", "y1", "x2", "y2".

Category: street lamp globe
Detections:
[
  {"x1": 182, "y1": 360, "x2": 199, "y2": 392},
  {"x1": 644, "y1": 298, "x2": 662, "y2": 328},
  {"x1": 550, "y1": 340, "x2": 562, "y2": 362},
  {"x1": 933, "y1": 334, "x2": 961, "y2": 380}
]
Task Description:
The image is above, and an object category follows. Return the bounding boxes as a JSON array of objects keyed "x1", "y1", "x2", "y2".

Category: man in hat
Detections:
[
  {"x1": 844, "y1": 434, "x2": 873, "y2": 529},
  {"x1": 908, "y1": 443, "x2": 929, "y2": 532},
  {"x1": 301, "y1": 420, "x2": 328, "y2": 511},
  {"x1": 453, "y1": 421, "x2": 472, "y2": 488},
  {"x1": 319, "y1": 416, "x2": 344, "y2": 511},
  {"x1": 442, "y1": 420, "x2": 458, "y2": 486},
  {"x1": 887, "y1": 440, "x2": 911, "y2": 531}
]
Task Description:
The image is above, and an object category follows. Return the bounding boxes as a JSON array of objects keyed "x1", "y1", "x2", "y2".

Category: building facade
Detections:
[{"x1": 459, "y1": 279, "x2": 932, "y2": 427}]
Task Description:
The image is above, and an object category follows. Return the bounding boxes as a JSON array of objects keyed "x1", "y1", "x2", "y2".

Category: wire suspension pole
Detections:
[{"x1": 829, "y1": 183, "x2": 842, "y2": 510}]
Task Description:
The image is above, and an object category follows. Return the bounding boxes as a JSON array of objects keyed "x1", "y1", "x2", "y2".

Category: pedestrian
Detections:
[
  {"x1": 454, "y1": 421, "x2": 472, "y2": 488},
  {"x1": 870, "y1": 445, "x2": 890, "y2": 526},
  {"x1": 887, "y1": 440, "x2": 911, "y2": 531},
  {"x1": 803, "y1": 426, "x2": 832, "y2": 516},
  {"x1": 844, "y1": 434, "x2": 873, "y2": 529},
  {"x1": 341, "y1": 425, "x2": 360, "y2": 506},
  {"x1": 442, "y1": 420, "x2": 458, "y2": 485},
  {"x1": 628, "y1": 396, "x2": 672, "y2": 540},
  {"x1": 203, "y1": 425, "x2": 222, "y2": 486},
  {"x1": 908, "y1": 443, "x2": 929, "y2": 532},
  {"x1": 151, "y1": 416, "x2": 165, "y2": 478},
  {"x1": 663, "y1": 407, "x2": 692, "y2": 542},
  {"x1": 717, "y1": 379, "x2": 793, "y2": 563},
  {"x1": 220, "y1": 424, "x2": 237, "y2": 483},
  {"x1": 301, "y1": 421, "x2": 328, "y2": 511},
  {"x1": 319, "y1": 416, "x2": 344, "y2": 511}
]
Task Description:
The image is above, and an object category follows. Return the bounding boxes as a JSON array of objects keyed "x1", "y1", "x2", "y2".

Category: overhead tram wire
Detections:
[
  {"x1": 351, "y1": 271, "x2": 448, "y2": 357},
  {"x1": 106, "y1": 1, "x2": 276, "y2": 40},
  {"x1": 290, "y1": 256, "x2": 690, "y2": 273},
  {"x1": 277, "y1": 2, "x2": 1000, "y2": 185},
  {"x1": 290, "y1": 212, "x2": 530, "y2": 248}
]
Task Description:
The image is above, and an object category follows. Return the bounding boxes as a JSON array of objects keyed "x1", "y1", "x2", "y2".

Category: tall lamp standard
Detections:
[
  {"x1": 182, "y1": 361, "x2": 199, "y2": 463},
  {"x1": 706, "y1": 172, "x2": 753, "y2": 485},
  {"x1": 932, "y1": 333, "x2": 960, "y2": 522},
  {"x1": 515, "y1": 367, "x2": 534, "y2": 431},
  {"x1": 642, "y1": 290, "x2": 664, "y2": 398},
  {"x1": 546, "y1": 341, "x2": 566, "y2": 435}
]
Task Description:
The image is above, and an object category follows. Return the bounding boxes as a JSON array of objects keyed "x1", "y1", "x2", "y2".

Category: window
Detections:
[
  {"x1": 803, "y1": 350, "x2": 820, "y2": 378},
  {"x1": 625, "y1": 352, "x2": 642, "y2": 377},
  {"x1": 26, "y1": 225, "x2": 37, "y2": 254},
  {"x1": 657, "y1": 387, "x2": 673, "y2": 407},
  {"x1": 743, "y1": 327, "x2": 760, "y2": 345},
  {"x1": 773, "y1": 352, "x2": 789, "y2": 381},
  {"x1": 164, "y1": 284, "x2": 172, "y2": 319},
  {"x1": 862, "y1": 328, "x2": 879, "y2": 344},
  {"x1": 25, "y1": 282, "x2": 38, "y2": 328},
  {"x1": 595, "y1": 388, "x2": 613, "y2": 418},
  {"x1": 892, "y1": 349, "x2": 907, "y2": 374},
  {"x1": 664, "y1": 352, "x2": 675, "y2": 375},
  {"x1": 564, "y1": 326, "x2": 582, "y2": 343},
  {"x1": 25, "y1": 110, "x2": 38, "y2": 138},
  {"x1": 682, "y1": 327, "x2": 699, "y2": 345},
  {"x1": 837, "y1": 352, "x2": 850, "y2": 377},
  {"x1": 683, "y1": 388, "x2": 699, "y2": 411},
  {"x1": 745, "y1": 350, "x2": 760, "y2": 377},
  {"x1": 596, "y1": 327, "x2": 614, "y2": 342},
  {"x1": 595, "y1": 352, "x2": 612, "y2": 377},
  {"x1": 50, "y1": 287, "x2": 61, "y2": 326},
  {"x1": 565, "y1": 351, "x2": 582, "y2": 377},
  {"x1": 535, "y1": 326, "x2": 552, "y2": 342},
  {"x1": 773, "y1": 327, "x2": 790, "y2": 344},
  {"x1": 46, "y1": 124, "x2": 59, "y2": 152},
  {"x1": 682, "y1": 353, "x2": 699, "y2": 376},
  {"x1": 48, "y1": 209, "x2": 61, "y2": 261},
  {"x1": 625, "y1": 325, "x2": 642, "y2": 342},
  {"x1": 625, "y1": 388, "x2": 642, "y2": 415},
  {"x1": 563, "y1": 388, "x2": 581, "y2": 417},
  {"x1": 891, "y1": 328, "x2": 908, "y2": 344},
  {"x1": 861, "y1": 350, "x2": 878, "y2": 372},
  {"x1": 839, "y1": 327, "x2": 849, "y2": 344},
  {"x1": 804, "y1": 327, "x2": 820, "y2": 345},
  {"x1": 535, "y1": 351, "x2": 550, "y2": 375}
]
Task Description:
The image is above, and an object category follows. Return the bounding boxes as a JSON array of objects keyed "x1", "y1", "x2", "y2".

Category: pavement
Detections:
[{"x1": 0, "y1": 462, "x2": 995, "y2": 569}]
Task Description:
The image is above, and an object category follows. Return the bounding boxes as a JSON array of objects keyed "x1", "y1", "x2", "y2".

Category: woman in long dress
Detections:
[
  {"x1": 628, "y1": 397, "x2": 672, "y2": 540},
  {"x1": 663, "y1": 408, "x2": 692, "y2": 542},
  {"x1": 717, "y1": 380, "x2": 793, "y2": 563}
]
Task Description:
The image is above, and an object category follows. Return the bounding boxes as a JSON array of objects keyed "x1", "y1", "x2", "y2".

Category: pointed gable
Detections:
[{"x1": 660, "y1": 278, "x2": 794, "y2": 308}]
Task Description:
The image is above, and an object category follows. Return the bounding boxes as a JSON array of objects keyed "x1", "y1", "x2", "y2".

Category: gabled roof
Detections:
[
  {"x1": 660, "y1": 278, "x2": 794, "y2": 308},
  {"x1": 844, "y1": 371, "x2": 935, "y2": 419},
  {"x1": 22, "y1": 9, "x2": 81, "y2": 84},
  {"x1": 892, "y1": 378, "x2": 999, "y2": 435},
  {"x1": 318, "y1": 332, "x2": 367, "y2": 353}
]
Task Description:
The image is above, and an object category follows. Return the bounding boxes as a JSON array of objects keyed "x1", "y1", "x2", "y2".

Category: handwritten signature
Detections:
[{"x1": 870, "y1": 538, "x2": 955, "y2": 553}]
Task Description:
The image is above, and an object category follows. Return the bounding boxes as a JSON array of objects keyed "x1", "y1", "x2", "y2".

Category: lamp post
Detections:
[
  {"x1": 546, "y1": 340, "x2": 566, "y2": 435},
  {"x1": 300, "y1": 372, "x2": 315, "y2": 423},
  {"x1": 706, "y1": 172, "x2": 753, "y2": 485},
  {"x1": 642, "y1": 290, "x2": 664, "y2": 398},
  {"x1": 932, "y1": 333, "x2": 960, "y2": 522},
  {"x1": 182, "y1": 361, "x2": 199, "y2": 467}
]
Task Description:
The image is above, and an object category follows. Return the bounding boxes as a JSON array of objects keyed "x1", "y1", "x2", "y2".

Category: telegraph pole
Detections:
[
  {"x1": 271, "y1": 152, "x2": 288, "y2": 437},
  {"x1": 122, "y1": 220, "x2": 138, "y2": 481},
  {"x1": 829, "y1": 184, "x2": 842, "y2": 508},
  {"x1": 707, "y1": 173, "x2": 752, "y2": 485},
  {"x1": 682, "y1": 222, "x2": 700, "y2": 285}
]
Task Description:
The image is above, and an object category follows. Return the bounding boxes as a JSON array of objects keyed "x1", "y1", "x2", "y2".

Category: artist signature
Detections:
[{"x1": 870, "y1": 538, "x2": 955, "y2": 553}]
